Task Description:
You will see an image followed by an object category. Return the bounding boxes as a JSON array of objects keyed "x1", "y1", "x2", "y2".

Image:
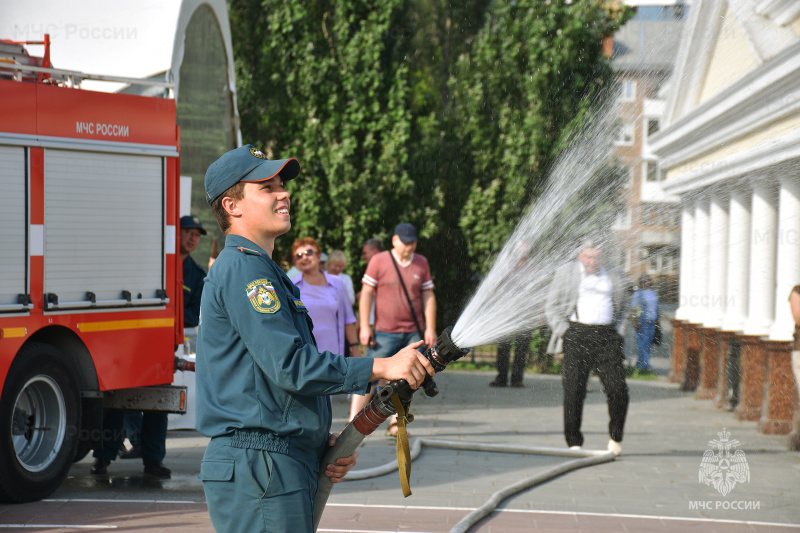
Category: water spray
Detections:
[
  {"x1": 314, "y1": 95, "x2": 626, "y2": 531},
  {"x1": 312, "y1": 326, "x2": 468, "y2": 531}
]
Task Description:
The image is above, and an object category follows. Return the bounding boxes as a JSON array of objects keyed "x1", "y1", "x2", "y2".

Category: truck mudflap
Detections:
[{"x1": 102, "y1": 385, "x2": 188, "y2": 414}]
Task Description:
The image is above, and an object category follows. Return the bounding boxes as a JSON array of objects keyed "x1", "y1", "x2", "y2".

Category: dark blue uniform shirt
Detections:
[
  {"x1": 183, "y1": 254, "x2": 206, "y2": 328},
  {"x1": 195, "y1": 235, "x2": 373, "y2": 469}
]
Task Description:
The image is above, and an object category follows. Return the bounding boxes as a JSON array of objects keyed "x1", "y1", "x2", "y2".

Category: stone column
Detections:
[
  {"x1": 707, "y1": 191, "x2": 729, "y2": 329},
  {"x1": 675, "y1": 201, "x2": 695, "y2": 322},
  {"x1": 769, "y1": 175, "x2": 800, "y2": 341},
  {"x1": 721, "y1": 186, "x2": 751, "y2": 333},
  {"x1": 743, "y1": 179, "x2": 778, "y2": 336},
  {"x1": 681, "y1": 196, "x2": 710, "y2": 388},
  {"x1": 692, "y1": 195, "x2": 710, "y2": 326},
  {"x1": 696, "y1": 191, "x2": 729, "y2": 400},
  {"x1": 767, "y1": 175, "x2": 800, "y2": 443},
  {"x1": 672, "y1": 200, "x2": 695, "y2": 384}
]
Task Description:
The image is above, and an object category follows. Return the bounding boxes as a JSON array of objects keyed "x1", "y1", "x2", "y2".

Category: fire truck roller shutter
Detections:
[
  {"x1": 0, "y1": 146, "x2": 27, "y2": 312},
  {"x1": 0, "y1": 342, "x2": 80, "y2": 503},
  {"x1": 43, "y1": 150, "x2": 164, "y2": 308}
]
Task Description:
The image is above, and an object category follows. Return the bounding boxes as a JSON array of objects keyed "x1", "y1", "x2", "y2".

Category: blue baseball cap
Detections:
[
  {"x1": 394, "y1": 223, "x2": 417, "y2": 244},
  {"x1": 205, "y1": 145, "x2": 300, "y2": 205},
  {"x1": 180, "y1": 215, "x2": 207, "y2": 235}
]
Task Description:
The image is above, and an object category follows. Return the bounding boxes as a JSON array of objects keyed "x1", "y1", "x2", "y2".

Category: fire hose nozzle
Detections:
[
  {"x1": 422, "y1": 379, "x2": 438, "y2": 397},
  {"x1": 376, "y1": 326, "x2": 468, "y2": 405}
]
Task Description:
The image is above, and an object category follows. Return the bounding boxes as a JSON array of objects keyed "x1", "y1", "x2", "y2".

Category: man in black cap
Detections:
[
  {"x1": 356, "y1": 222, "x2": 437, "y2": 436},
  {"x1": 180, "y1": 215, "x2": 208, "y2": 330}
]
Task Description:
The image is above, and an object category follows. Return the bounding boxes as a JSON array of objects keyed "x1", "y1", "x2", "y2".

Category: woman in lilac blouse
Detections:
[{"x1": 291, "y1": 237, "x2": 361, "y2": 361}]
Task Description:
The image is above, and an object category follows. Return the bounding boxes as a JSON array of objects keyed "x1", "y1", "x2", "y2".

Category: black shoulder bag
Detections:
[{"x1": 389, "y1": 252, "x2": 425, "y2": 341}]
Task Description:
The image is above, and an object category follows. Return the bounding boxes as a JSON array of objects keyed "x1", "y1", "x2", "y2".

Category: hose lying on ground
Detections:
[{"x1": 341, "y1": 438, "x2": 616, "y2": 533}]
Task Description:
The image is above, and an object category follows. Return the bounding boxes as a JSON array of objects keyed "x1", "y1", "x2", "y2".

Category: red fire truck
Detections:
[{"x1": 0, "y1": 37, "x2": 187, "y2": 503}]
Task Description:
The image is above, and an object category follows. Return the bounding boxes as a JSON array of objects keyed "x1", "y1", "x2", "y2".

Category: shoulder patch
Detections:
[
  {"x1": 246, "y1": 279, "x2": 280, "y2": 314},
  {"x1": 292, "y1": 298, "x2": 306, "y2": 311},
  {"x1": 237, "y1": 246, "x2": 262, "y2": 256}
]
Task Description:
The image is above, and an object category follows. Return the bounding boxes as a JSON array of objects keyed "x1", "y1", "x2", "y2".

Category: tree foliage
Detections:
[
  {"x1": 451, "y1": 1, "x2": 626, "y2": 273},
  {"x1": 228, "y1": 0, "x2": 629, "y2": 327},
  {"x1": 229, "y1": 0, "x2": 417, "y2": 269}
]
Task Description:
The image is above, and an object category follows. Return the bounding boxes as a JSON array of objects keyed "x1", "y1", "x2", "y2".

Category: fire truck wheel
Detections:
[{"x1": 0, "y1": 343, "x2": 80, "y2": 503}]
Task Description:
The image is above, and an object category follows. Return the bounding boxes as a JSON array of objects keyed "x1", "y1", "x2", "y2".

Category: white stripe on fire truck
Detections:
[
  {"x1": 165, "y1": 224, "x2": 175, "y2": 254},
  {"x1": 31, "y1": 224, "x2": 44, "y2": 256}
]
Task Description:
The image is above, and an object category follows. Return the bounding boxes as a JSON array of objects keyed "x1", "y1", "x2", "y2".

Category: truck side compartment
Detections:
[{"x1": 0, "y1": 38, "x2": 185, "y2": 503}]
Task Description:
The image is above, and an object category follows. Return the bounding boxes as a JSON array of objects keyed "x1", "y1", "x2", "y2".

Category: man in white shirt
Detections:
[{"x1": 546, "y1": 241, "x2": 629, "y2": 456}]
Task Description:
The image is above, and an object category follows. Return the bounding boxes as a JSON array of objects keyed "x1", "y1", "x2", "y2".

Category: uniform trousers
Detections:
[
  {"x1": 200, "y1": 435, "x2": 319, "y2": 533},
  {"x1": 561, "y1": 322, "x2": 629, "y2": 447}
]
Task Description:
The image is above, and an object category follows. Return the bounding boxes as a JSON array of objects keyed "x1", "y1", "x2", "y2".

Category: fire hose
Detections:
[
  {"x1": 311, "y1": 326, "x2": 618, "y2": 533},
  {"x1": 312, "y1": 326, "x2": 468, "y2": 531},
  {"x1": 339, "y1": 439, "x2": 615, "y2": 533}
]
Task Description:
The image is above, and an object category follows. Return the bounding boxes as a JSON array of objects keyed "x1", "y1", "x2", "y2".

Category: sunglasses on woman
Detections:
[{"x1": 294, "y1": 249, "x2": 315, "y2": 260}]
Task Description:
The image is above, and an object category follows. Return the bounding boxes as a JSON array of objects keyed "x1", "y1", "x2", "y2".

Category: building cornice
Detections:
[
  {"x1": 756, "y1": 0, "x2": 800, "y2": 27},
  {"x1": 661, "y1": 126, "x2": 800, "y2": 195},
  {"x1": 651, "y1": 40, "x2": 800, "y2": 190}
]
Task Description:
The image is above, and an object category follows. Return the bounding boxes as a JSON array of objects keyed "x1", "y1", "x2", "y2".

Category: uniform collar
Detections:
[{"x1": 224, "y1": 234, "x2": 270, "y2": 258}]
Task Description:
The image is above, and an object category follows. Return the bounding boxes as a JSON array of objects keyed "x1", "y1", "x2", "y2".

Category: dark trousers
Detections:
[
  {"x1": 123, "y1": 411, "x2": 143, "y2": 446},
  {"x1": 495, "y1": 331, "x2": 531, "y2": 385},
  {"x1": 94, "y1": 410, "x2": 168, "y2": 463},
  {"x1": 561, "y1": 322, "x2": 629, "y2": 447}
]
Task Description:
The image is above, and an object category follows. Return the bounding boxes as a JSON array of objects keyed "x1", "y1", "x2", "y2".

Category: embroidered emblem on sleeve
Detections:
[{"x1": 246, "y1": 279, "x2": 280, "y2": 314}]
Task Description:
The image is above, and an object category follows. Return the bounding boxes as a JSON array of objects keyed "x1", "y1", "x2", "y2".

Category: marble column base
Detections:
[
  {"x1": 681, "y1": 323, "x2": 701, "y2": 392},
  {"x1": 696, "y1": 327, "x2": 719, "y2": 400},
  {"x1": 714, "y1": 331, "x2": 737, "y2": 409},
  {"x1": 735, "y1": 335, "x2": 766, "y2": 422},
  {"x1": 669, "y1": 319, "x2": 687, "y2": 384},
  {"x1": 758, "y1": 341, "x2": 794, "y2": 435}
]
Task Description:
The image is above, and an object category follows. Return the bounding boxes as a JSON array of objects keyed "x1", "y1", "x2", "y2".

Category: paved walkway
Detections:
[{"x1": 1, "y1": 352, "x2": 798, "y2": 532}]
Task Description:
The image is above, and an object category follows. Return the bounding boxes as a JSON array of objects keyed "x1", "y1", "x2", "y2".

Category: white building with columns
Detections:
[{"x1": 650, "y1": 0, "x2": 800, "y2": 442}]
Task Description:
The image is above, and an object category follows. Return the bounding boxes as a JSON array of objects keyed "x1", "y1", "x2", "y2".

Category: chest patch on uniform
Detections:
[{"x1": 246, "y1": 279, "x2": 280, "y2": 314}]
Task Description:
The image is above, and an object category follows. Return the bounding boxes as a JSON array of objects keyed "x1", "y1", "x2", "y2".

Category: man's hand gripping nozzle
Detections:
[{"x1": 312, "y1": 326, "x2": 468, "y2": 531}]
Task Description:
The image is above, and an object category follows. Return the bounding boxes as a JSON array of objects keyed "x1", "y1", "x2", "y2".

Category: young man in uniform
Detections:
[{"x1": 195, "y1": 145, "x2": 434, "y2": 533}]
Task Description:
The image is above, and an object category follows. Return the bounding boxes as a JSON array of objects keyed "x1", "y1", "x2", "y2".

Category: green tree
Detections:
[
  {"x1": 229, "y1": 0, "x2": 417, "y2": 270},
  {"x1": 451, "y1": 1, "x2": 627, "y2": 275},
  {"x1": 228, "y1": 0, "x2": 628, "y2": 327}
]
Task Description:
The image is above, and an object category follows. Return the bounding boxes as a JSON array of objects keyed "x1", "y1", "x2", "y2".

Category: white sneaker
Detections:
[
  {"x1": 569, "y1": 445, "x2": 582, "y2": 450},
  {"x1": 607, "y1": 439, "x2": 622, "y2": 456}
]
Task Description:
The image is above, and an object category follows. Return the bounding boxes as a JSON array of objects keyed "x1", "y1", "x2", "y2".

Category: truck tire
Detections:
[{"x1": 0, "y1": 343, "x2": 80, "y2": 503}]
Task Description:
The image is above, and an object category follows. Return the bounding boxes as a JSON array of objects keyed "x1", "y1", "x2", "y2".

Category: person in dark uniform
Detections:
[
  {"x1": 180, "y1": 215, "x2": 207, "y2": 330},
  {"x1": 195, "y1": 145, "x2": 434, "y2": 533},
  {"x1": 114, "y1": 217, "x2": 208, "y2": 464}
]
